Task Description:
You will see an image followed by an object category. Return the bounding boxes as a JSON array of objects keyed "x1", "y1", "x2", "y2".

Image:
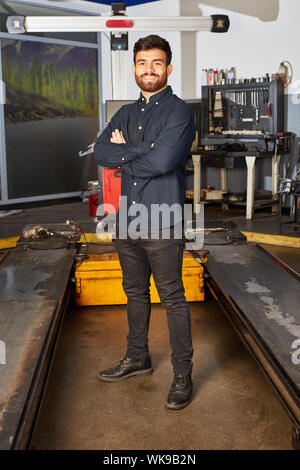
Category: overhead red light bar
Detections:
[{"x1": 106, "y1": 19, "x2": 134, "y2": 28}]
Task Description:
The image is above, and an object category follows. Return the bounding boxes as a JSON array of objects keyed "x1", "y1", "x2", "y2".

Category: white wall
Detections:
[{"x1": 196, "y1": 0, "x2": 300, "y2": 97}]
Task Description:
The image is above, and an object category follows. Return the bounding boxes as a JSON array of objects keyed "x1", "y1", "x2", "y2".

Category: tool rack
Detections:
[
  {"x1": 193, "y1": 81, "x2": 284, "y2": 219},
  {"x1": 201, "y1": 81, "x2": 284, "y2": 145}
]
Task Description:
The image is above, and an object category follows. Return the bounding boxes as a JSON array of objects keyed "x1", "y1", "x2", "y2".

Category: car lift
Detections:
[
  {"x1": 0, "y1": 223, "x2": 299, "y2": 449},
  {"x1": 1, "y1": 3, "x2": 299, "y2": 451}
]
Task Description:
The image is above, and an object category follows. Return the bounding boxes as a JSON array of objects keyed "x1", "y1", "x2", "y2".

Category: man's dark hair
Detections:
[{"x1": 133, "y1": 35, "x2": 172, "y2": 65}]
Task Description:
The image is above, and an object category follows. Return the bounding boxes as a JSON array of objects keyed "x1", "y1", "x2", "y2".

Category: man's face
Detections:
[{"x1": 133, "y1": 48, "x2": 173, "y2": 93}]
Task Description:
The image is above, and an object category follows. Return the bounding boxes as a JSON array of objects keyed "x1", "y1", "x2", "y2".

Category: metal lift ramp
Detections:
[
  {"x1": 0, "y1": 233, "x2": 76, "y2": 449},
  {"x1": 204, "y1": 242, "x2": 300, "y2": 449}
]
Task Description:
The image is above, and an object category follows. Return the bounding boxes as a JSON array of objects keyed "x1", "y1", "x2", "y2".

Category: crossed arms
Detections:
[{"x1": 94, "y1": 107, "x2": 195, "y2": 178}]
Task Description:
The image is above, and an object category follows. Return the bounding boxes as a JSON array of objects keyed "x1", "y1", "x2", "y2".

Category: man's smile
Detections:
[{"x1": 142, "y1": 74, "x2": 158, "y2": 81}]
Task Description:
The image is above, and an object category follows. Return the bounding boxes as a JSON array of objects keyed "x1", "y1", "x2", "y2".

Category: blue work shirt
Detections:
[{"x1": 94, "y1": 86, "x2": 196, "y2": 229}]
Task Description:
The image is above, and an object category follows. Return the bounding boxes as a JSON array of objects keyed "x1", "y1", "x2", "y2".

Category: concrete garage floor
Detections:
[
  {"x1": 1, "y1": 200, "x2": 299, "y2": 450},
  {"x1": 0, "y1": 198, "x2": 299, "y2": 239},
  {"x1": 31, "y1": 300, "x2": 293, "y2": 450}
]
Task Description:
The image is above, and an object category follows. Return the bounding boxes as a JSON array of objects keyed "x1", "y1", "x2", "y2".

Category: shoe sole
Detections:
[
  {"x1": 165, "y1": 396, "x2": 192, "y2": 410},
  {"x1": 98, "y1": 368, "x2": 153, "y2": 382}
]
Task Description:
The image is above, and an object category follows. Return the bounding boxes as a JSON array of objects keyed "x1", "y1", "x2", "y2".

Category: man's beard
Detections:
[{"x1": 135, "y1": 71, "x2": 168, "y2": 92}]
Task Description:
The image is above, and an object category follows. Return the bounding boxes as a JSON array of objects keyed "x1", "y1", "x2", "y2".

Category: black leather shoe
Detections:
[
  {"x1": 165, "y1": 374, "x2": 193, "y2": 410},
  {"x1": 98, "y1": 356, "x2": 152, "y2": 382}
]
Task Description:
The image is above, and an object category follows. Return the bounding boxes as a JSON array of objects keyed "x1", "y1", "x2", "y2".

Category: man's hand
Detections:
[
  {"x1": 110, "y1": 129, "x2": 155, "y2": 150},
  {"x1": 111, "y1": 129, "x2": 126, "y2": 144}
]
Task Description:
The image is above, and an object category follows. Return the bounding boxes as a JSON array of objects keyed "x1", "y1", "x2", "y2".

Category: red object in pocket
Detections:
[{"x1": 102, "y1": 168, "x2": 122, "y2": 214}]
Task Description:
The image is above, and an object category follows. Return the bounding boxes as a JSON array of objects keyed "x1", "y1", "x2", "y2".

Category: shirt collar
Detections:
[{"x1": 138, "y1": 85, "x2": 172, "y2": 105}]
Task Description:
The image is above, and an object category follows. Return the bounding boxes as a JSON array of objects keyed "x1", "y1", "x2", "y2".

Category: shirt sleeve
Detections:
[
  {"x1": 94, "y1": 109, "x2": 150, "y2": 168},
  {"x1": 124, "y1": 107, "x2": 196, "y2": 178}
]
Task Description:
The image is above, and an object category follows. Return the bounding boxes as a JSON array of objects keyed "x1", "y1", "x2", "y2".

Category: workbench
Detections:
[{"x1": 191, "y1": 150, "x2": 281, "y2": 219}]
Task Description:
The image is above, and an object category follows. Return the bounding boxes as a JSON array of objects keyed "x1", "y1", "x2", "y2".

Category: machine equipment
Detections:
[
  {"x1": 192, "y1": 78, "x2": 285, "y2": 219},
  {"x1": 201, "y1": 80, "x2": 284, "y2": 152},
  {"x1": 277, "y1": 134, "x2": 300, "y2": 233}
]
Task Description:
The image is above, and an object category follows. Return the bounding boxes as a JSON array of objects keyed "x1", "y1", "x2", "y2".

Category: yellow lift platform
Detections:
[{"x1": 75, "y1": 250, "x2": 205, "y2": 306}]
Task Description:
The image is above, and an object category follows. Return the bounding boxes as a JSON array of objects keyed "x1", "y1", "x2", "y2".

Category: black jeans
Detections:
[{"x1": 115, "y1": 231, "x2": 193, "y2": 375}]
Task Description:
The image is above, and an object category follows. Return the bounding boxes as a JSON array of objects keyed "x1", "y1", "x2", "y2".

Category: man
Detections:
[{"x1": 94, "y1": 35, "x2": 196, "y2": 410}]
